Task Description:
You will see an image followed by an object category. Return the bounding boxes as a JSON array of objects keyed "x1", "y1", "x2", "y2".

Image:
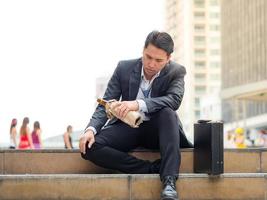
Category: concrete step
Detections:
[
  {"x1": 1, "y1": 148, "x2": 267, "y2": 174},
  {"x1": 0, "y1": 173, "x2": 266, "y2": 200}
]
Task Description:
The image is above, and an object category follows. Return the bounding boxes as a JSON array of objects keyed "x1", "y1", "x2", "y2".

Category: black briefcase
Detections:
[{"x1": 193, "y1": 120, "x2": 224, "y2": 175}]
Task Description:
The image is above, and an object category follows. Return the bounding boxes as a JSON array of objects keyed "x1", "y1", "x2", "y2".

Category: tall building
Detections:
[
  {"x1": 221, "y1": 0, "x2": 267, "y2": 132},
  {"x1": 165, "y1": 0, "x2": 221, "y2": 140}
]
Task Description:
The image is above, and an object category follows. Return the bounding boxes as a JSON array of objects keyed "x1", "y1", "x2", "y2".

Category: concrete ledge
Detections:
[
  {"x1": 224, "y1": 151, "x2": 261, "y2": 173},
  {"x1": 0, "y1": 148, "x2": 267, "y2": 174},
  {"x1": 0, "y1": 174, "x2": 129, "y2": 200},
  {"x1": 0, "y1": 173, "x2": 266, "y2": 200},
  {"x1": 0, "y1": 153, "x2": 3, "y2": 174},
  {"x1": 262, "y1": 151, "x2": 267, "y2": 173}
]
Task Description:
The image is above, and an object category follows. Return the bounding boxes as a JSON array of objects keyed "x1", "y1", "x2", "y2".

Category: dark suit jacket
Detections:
[{"x1": 86, "y1": 58, "x2": 193, "y2": 148}]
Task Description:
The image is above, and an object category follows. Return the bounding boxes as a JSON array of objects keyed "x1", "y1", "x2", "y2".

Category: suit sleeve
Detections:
[
  {"x1": 85, "y1": 62, "x2": 122, "y2": 133},
  {"x1": 144, "y1": 66, "x2": 186, "y2": 113}
]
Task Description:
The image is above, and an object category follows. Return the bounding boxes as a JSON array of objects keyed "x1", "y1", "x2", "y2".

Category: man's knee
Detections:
[
  {"x1": 80, "y1": 142, "x2": 104, "y2": 161},
  {"x1": 157, "y1": 107, "x2": 176, "y2": 118},
  {"x1": 81, "y1": 152, "x2": 87, "y2": 160}
]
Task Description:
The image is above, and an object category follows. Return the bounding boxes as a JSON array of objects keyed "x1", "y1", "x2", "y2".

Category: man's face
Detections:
[{"x1": 142, "y1": 44, "x2": 170, "y2": 79}]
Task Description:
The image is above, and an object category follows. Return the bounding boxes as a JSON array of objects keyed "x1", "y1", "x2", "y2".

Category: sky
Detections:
[{"x1": 0, "y1": 0, "x2": 164, "y2": 143}]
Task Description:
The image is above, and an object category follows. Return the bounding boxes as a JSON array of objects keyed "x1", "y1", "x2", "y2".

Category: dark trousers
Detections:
[{"x1": 81, "y1": 107, "x2": 181, "y2": 179}]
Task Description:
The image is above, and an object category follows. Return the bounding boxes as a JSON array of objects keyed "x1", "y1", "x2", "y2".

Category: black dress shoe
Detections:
[
  {"x1": 150, "y1": 159, "x2": 161, "y2": 173},
  {"x1": 161, "y1": 176, "x2": 179, "y2": 200}
]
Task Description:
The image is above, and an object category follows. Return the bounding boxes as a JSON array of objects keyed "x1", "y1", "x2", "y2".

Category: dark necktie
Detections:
[{"x1": 141, "y1": 87, "x2": 151, "y2": 98}]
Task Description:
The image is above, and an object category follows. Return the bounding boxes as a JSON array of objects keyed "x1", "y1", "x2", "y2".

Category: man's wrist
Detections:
[
  {"x1": 134, "y1": 100, "x2": 139, "y2": 111},
  {"x1": 136, "y1": 99, "x2": 148, "y2": 113}
]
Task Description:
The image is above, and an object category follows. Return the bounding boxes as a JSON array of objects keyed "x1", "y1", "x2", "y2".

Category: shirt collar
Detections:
[{"x1": 141, "y1": 66, "x2": 161, "y2": 81}]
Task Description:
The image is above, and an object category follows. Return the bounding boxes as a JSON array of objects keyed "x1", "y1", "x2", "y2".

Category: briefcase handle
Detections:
[{"x1": 197, "y1": 119, "x2": 211, "y2": 123}]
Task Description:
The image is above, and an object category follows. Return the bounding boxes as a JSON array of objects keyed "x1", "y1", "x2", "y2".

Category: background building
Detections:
[
  {"x1": 221, "y1": 0, "x2": 267, "y2": 133},
  {"x1": 165, "y1": 0, "x2": 221, "y2": 141},
  {"x1": 200, "y1": 91, "x2": 221, "y2": 120}
]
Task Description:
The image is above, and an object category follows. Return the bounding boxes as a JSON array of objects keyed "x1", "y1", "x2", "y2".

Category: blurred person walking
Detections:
[
  {"x1": 234, "y1": 127, "x2": 247, "y2": 148},
  {"x1": 64, "y1": 125, "x2": 73, "y2": 149},
  {"x1": 260, "y1": 130, "x2": 267, "y2": 147},
  {"x1": 9, "y1": 118, "x2": 18, "y2": 149},
  {"x1": 31, "y1": 121, "x2": 42, "y2": 149},
  {"x1": 18, "y1": 117, "x2": 34, "y2": 149}
]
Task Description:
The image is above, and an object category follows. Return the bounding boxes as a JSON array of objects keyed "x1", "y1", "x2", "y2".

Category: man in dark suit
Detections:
[{"x1": 79, "y1": 31, "x2": 192, "y2": 200}]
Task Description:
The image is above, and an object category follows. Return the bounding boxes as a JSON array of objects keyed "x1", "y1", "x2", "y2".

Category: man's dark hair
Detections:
[{"x1": 144, "y1": 31, "x2": 174, "y2": 55}]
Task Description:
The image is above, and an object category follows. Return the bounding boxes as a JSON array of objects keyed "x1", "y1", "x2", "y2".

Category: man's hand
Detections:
[
  {"x1": 110, "y1": 100, "x2": 139, "y2": 119},
  {"x1": 79, "y1": 130, "x2": 95, "y2": 154}
]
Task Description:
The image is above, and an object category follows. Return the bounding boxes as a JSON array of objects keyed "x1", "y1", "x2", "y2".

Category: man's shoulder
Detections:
[
  {"x1": 118, "y1": 58, "x2": 142, "y2": 67},
  {"x1": 115, "y1": 58, "x2": 142, "y2": 73},
  {"x1": 168, "y1": 61, "x2": 186, "y2": 74}
]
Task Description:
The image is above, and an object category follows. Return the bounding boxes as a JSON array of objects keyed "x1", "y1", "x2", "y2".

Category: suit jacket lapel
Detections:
[
  {"x1": 151, "y1": 62, "x2": 170, "y2": 97},
  {"x1": 129, "y1": 60, "x2": 142, "y2": 100}
]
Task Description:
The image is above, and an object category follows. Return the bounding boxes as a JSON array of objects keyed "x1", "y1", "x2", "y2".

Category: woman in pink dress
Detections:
[
  {"x1": 31, "y1": 121, "x2": 42, "y2": 149},
  {"x1": 18, "y1": 117, "x2": 34, "y2": 149}
]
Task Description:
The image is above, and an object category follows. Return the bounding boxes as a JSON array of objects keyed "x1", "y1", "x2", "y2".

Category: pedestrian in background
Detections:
[
  {"x1": 32, "y1": 121, "x2": 42, "y2": 149},
  {"x1": 9, "y1": 118, "x2": 18, "y2": 149},
  {"x1": 64, "y1": 125, "x2": 73, "y2": 149},
  {"x1": 18, "y1": 117, "x2": 34, "y2": 149}
]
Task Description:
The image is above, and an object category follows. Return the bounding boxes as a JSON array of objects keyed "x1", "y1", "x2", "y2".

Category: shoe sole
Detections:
[{"x1": 161, "y1": 197, "x2": 178, "y2": 200}]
